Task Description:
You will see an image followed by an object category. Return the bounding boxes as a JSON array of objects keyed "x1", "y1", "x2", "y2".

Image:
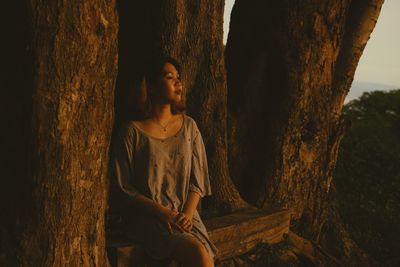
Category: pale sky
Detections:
[
  {"x1": 353, "y1": 0, "x2": 400, "y2": 87},
  {"x1": 223, "y1": 0, "x2": 400, "y2": 88}
]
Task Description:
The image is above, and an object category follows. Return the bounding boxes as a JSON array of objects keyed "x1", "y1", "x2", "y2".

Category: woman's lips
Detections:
[{"x1": 175, "y1": 88, "x2": 182, "y2": 95}]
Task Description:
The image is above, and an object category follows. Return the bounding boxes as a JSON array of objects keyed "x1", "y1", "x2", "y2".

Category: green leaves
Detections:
[{"x1": 334, "y1": 89, "x2": 400, "y2": 265}]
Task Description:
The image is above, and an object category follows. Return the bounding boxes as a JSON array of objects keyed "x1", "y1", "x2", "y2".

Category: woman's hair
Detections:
[{"x1": 128, "y1": 55, "x2": 186, "y2": 120}]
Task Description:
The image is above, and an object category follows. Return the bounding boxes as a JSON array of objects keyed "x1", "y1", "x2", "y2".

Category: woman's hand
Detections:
[
  {"x1": 180, "y1": 191, "x2": 200, "y2": 232},
  {"x1": 175, "y1": 211, "x2": 193, "y2": 232},
  {"x1": 156, "y1": 206, "x2": 187, "y2": 234}
]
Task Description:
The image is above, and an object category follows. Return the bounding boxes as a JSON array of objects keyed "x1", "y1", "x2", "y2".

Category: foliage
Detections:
[{"x1": 334, "y1": 89, "x2": 400, "y2": 266}]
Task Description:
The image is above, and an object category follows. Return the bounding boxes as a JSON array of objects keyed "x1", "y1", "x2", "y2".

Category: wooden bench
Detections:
[{"x1": 107, "y1": 208, "x2": 291, "y2": 267}]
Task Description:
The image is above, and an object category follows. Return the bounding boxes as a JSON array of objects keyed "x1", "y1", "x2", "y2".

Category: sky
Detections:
[
  {"x1": 353, "y1": 0, "x2": 400, "y2": 87},
  {"x1": 223, "y1": 0, "x2": 400, "y2": 89}
]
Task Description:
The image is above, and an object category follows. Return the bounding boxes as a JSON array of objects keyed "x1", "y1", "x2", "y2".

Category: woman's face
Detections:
[{"x1": 152, "y1": 62, "x2": 183, "y2": 104}]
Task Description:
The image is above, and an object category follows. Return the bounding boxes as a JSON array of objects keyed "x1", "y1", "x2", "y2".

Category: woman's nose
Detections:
[{"x1": 175, "y1": 80, "x2": 183, "y2": 89}]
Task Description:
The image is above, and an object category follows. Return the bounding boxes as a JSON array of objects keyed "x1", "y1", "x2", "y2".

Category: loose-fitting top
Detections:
[{"x1": 109, "y1": 113, "x2": 218, "y2": 261}]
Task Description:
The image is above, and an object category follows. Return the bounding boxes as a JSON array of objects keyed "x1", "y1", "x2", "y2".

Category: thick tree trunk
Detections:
[
  {"x1": 226, "y1": 0, "x2": 384, "y2": 265},
  {"x1": 1, "y1": 1, "x2": 118, "y2": 266},
  {"x1": 1, "y1": 0, "x2": 384, "y2": 265},
  {"x1": 116, "y1": 0, "x2": 249, "y2": 216}
]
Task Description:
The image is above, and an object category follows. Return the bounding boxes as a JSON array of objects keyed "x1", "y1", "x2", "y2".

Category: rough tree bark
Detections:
[
  {"x1": 1, "y1": 0, "x2": 384, "y2": 265},
  {"x1": 1, "y1": 1, "x2": 118, "y2": 266},
  {"x1": 116, "y1": 0, "x2": 249, "y2": 217},
  {"x1": 226, "y1": 0, "x2": 384, "y2": 265}
]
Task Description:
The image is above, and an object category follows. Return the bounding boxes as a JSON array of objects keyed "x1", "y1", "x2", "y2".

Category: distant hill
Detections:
[{"x1": 346, "y1": 81, "x2": 398, "y2": 103}]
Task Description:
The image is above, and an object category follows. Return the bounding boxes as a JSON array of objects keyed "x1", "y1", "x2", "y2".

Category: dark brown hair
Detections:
[{"x1": 128, "y1": 56, "x2": 186, "y2": 120}]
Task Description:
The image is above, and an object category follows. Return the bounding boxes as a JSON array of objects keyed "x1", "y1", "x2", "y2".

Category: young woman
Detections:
[{"x1": 110, "y1": 56, "x2": 218, "y2": 267}]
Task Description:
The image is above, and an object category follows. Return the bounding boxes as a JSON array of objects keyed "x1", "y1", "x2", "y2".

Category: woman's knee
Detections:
[
  {"x1": 188, "y1": 238, "x2": 208, "y2": 258},
  {"x1": 172, "y1": 236, "x2": 211, "y2": 265}
]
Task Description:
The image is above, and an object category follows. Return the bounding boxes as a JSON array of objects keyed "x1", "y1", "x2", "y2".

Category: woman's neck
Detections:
[{"x1": 151, "y1": 103, "x2": 173, "y2": 123}]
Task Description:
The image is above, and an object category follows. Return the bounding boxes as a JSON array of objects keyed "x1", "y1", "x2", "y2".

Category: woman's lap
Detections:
[
  {"x1": 124, "y1": 214, "x2": 213, "y2": 262},
  {"x1": 124, "y1": 214, "x2": 196, "y2": 259}
]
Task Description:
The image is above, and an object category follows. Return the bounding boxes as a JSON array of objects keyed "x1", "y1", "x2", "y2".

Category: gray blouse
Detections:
[{"x1": 110, "y1": 113, "x2": 218, "y2": 260}]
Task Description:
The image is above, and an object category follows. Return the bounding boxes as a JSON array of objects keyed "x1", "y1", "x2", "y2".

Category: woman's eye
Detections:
[{"x1": 165, "y1": 74, "x2": 180, "y2": 81}]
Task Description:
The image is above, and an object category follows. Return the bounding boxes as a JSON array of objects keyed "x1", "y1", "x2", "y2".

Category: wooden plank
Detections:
[
  {"x1": 206, "y1": 210, "x2": 289, "y2": 240},
  {"x1": 205, "y1": 209, "x2": 291, "y2": 260},
  {"x1": 204, "y1": 208, "x2": 289, "y2": 230}
]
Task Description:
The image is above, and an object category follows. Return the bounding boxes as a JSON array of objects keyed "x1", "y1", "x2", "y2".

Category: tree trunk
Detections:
[
  {"x1": 226, "y1": 0, "x2": 384, "y2": 265},
  {"x1": 116, "y1": 0, "x2": 250, "y2": 216},
  {"x1": 1, "y1": 1, "x2": 118, "y2": 266},
  {"x1": 1, "y1": 0, "x2": 385, "y2": 265}
]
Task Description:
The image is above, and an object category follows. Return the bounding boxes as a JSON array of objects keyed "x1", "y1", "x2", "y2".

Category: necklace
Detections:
[{"x1": 152, "y1": 115, "x2": 173, "y2": 132}]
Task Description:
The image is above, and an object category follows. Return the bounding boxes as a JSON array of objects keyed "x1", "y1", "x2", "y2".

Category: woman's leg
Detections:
[{"x1": 170, "y1": 235, "x2": 214, "y2": 267}]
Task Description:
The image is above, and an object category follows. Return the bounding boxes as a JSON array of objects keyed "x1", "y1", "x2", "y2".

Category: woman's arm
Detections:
[
  {"x1": 182, "y1": 191, "x2": 201, "y2": 218},
  {"x1": 176, "y1": 120, "x2": 212, "y2": 231},
  {"x1": 177, "y1": 191, "x2": 201, "y2": 231}
]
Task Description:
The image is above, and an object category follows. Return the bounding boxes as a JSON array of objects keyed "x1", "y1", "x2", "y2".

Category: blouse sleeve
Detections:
[
  {"x1": 189, "y1": 122, "x2": 212, "y2": 198},
  {"x1": 109, "y1": 122, "x2": 141, "y2": 201}
]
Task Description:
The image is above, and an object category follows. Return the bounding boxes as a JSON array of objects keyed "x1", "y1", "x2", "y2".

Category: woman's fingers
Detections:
[
  {"x1": 176, "y1": 213, "x2": 186, "y2": 224},
  {"x1": 175, "y1": 219, "x2": 190, "y2": 233},
  {"x1": 179, "y1": 220, "x2": 192, "y2": 233},
  {"x1": 167, "y1": 222, "x2": 173, "y2": 234},
  {"x1": 171, "y1": 221, "x2": 185, "y2": 233},
  {"x1": 173, "y1": 212, "x2": 193, "y2": 232},
  {"x1": 181, "y1": 218, "x2": 191, "y2": 229},
  {"x1": 176, "y1": 213, "x2": 190, "y2": 223},
  {"x1": 171, "y1": 207, "x2": 179, "y2": 216},
  {"x1": 164, "y1": 210, "x2": 193, "y2": 233}
]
